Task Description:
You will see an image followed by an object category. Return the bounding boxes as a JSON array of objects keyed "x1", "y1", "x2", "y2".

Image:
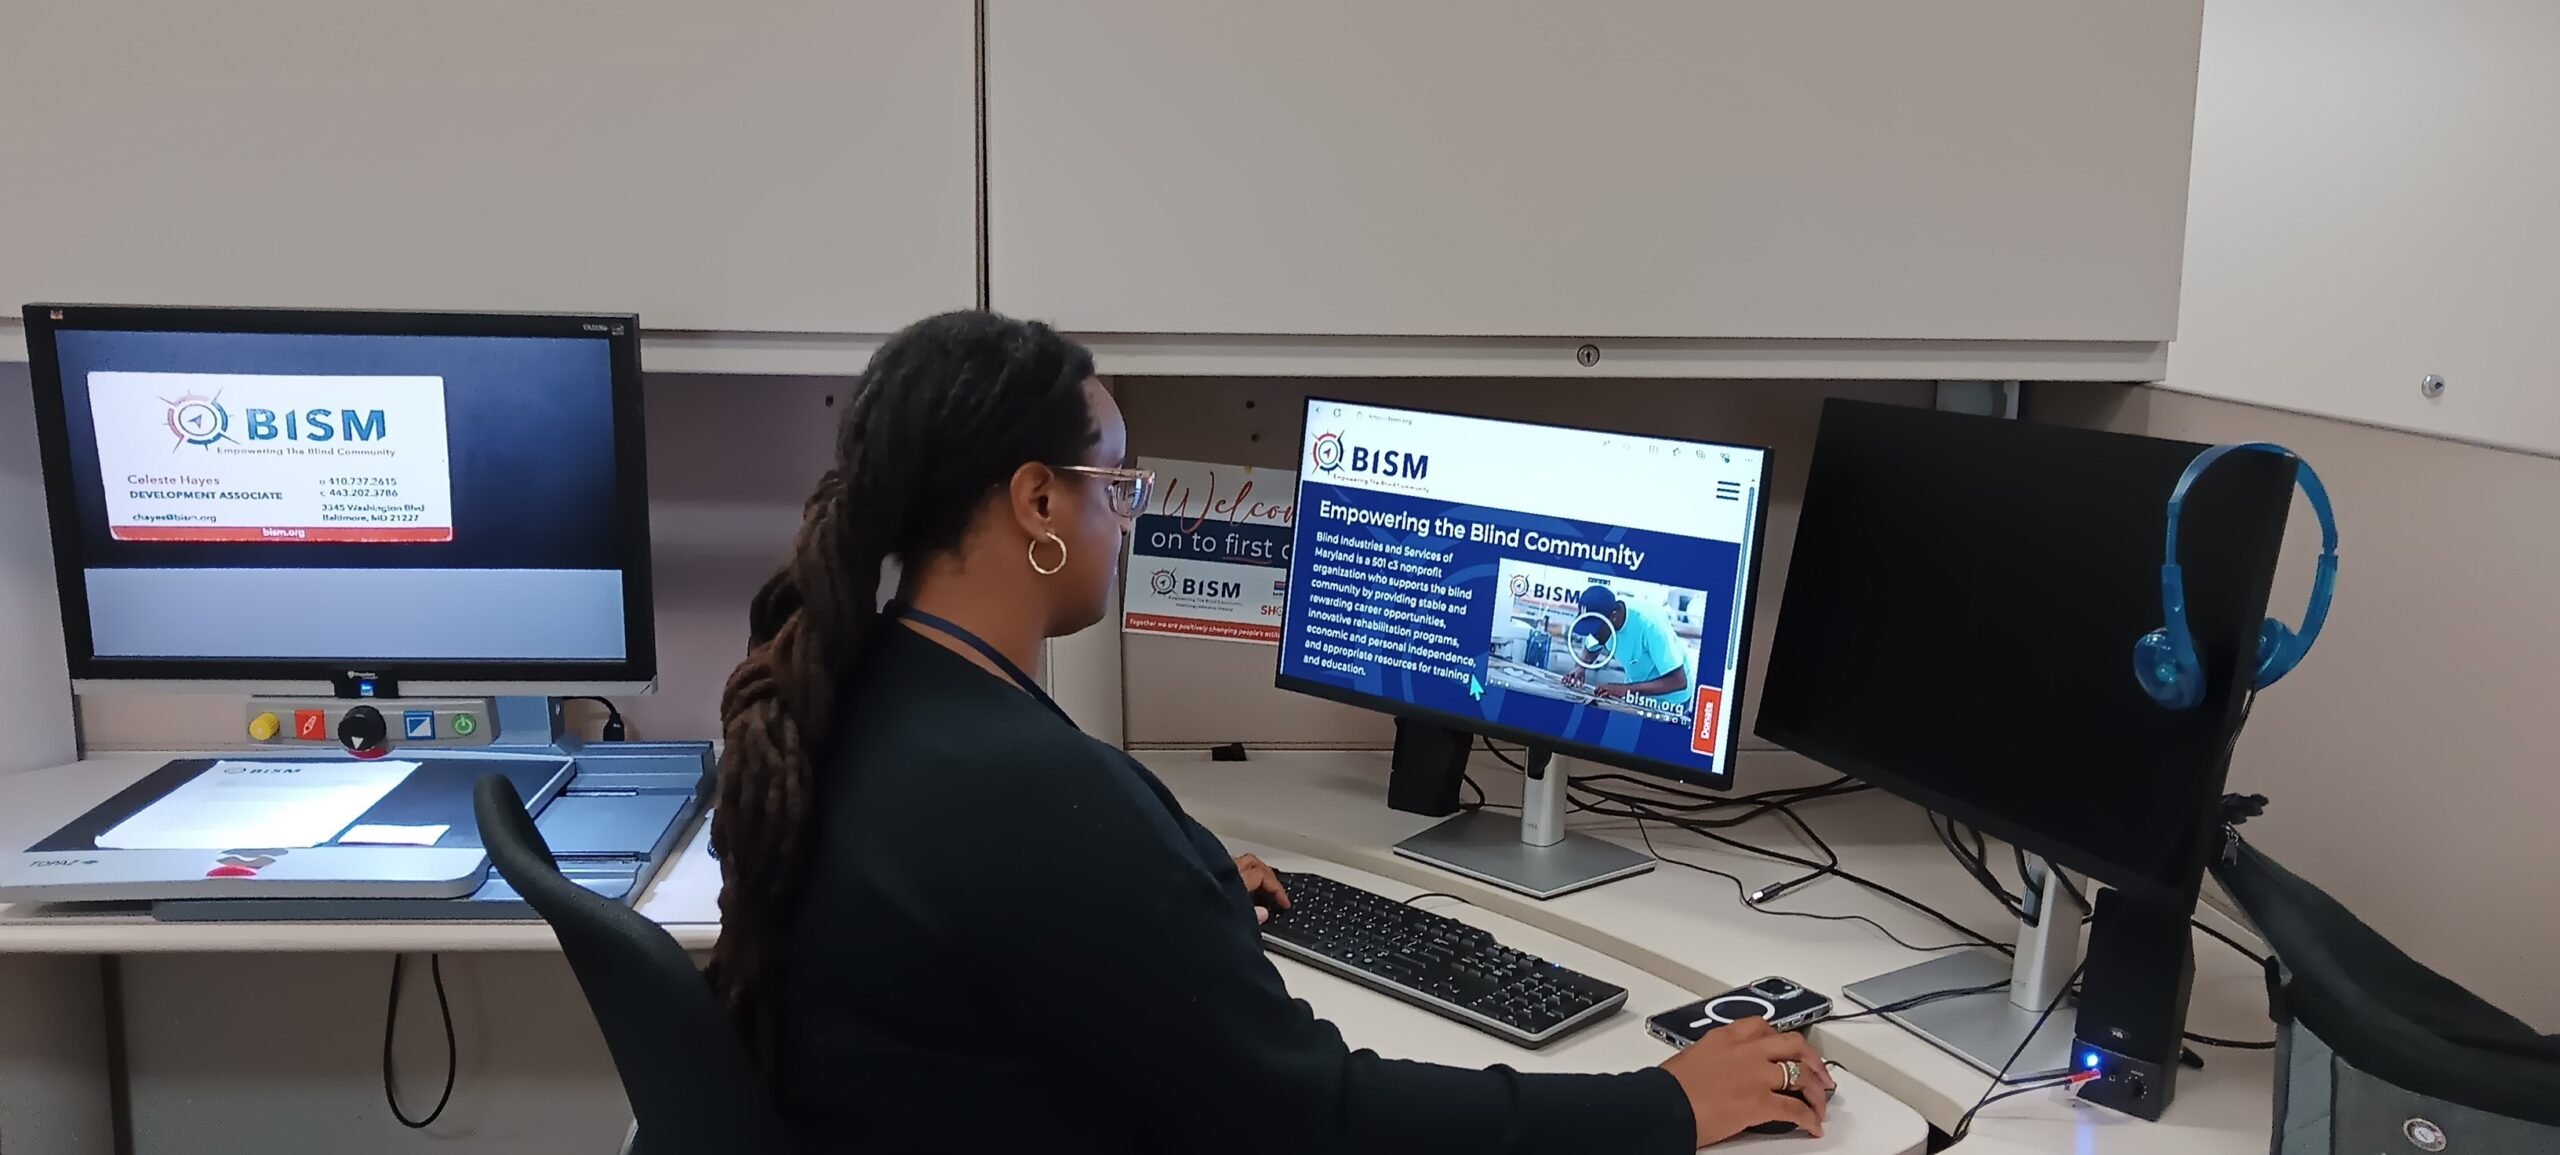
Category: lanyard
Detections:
[{"x1": 892, "y1": 605, "x2": 1073, "y2": 725}]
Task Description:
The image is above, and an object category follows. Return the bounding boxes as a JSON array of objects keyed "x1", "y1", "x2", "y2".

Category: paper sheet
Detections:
[
  {"x1": 338, "y1": 823, "x2": 450, "y2": 847},
  {"x1": 97, "y1": 761, "x2": 419, "y2": 850}
]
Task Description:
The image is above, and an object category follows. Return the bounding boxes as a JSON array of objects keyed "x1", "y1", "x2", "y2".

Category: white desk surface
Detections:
[{"x1": 0, "y1": 750, "x2": 2278, "y2": 1153}]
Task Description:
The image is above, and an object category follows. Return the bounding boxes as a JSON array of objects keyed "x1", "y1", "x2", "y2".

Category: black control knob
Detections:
[{"x1": 337, "y1": 705, "x2": 389, "y2": 755}]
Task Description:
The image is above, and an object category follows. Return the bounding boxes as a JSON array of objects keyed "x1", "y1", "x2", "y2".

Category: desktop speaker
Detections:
[
  {"x1": 2072, "y1": 887, "x2": 2197, "y2": 1121},
  {"x1": 1386, "y1": 718, "x2": 1474, "y2": 817}
]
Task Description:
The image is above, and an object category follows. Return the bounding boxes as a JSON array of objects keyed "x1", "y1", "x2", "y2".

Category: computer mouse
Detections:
[{"x1": 1745, "y1": 1089, "x2": 1811, "y2": 1136}]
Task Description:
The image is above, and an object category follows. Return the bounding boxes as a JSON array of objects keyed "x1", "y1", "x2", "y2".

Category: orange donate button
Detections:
[{"x1": 1689, "y1": 687, "x2": 1725, "y2": 757}]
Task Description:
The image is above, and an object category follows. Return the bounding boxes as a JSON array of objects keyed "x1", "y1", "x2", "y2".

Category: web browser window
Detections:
[{"x1": 1276, "y1": 399, "x2": 1768, "y2": 785}]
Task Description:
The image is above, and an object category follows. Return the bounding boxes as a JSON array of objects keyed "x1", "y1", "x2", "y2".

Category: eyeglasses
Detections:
[{"x1": 1057, "y1": 465, "x2": 1155, "y2": 521}]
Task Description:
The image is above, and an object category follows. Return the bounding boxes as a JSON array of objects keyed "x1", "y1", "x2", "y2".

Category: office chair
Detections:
[
  {"x1": 473, "y1": 774, "x2": 797, "y2": 1155},
  {"x1": 2215, "y1": 804, "x2": 2560, "y2": 1151}
]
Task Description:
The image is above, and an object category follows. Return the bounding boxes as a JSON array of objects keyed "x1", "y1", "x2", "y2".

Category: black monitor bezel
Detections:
[
  {"x1": 1752, "y1": 400, "x2": 2287, "y2": 905},
  {"x1": 1272, "y1": 395, "x2": 1774, "y2": 793},
  {"x1": 22, "y1": 302, "x2": 658, "y2": 687}
]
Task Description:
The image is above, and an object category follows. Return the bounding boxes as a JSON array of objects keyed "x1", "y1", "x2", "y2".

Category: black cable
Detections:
[
  {"x1": 2184, "y1": 1032, "x2": 2276, "y2": 1051},
  {"x1": 565, "y1": 696, "x2": 627, "y2": 741},
  {"x1": 1576, "y1": 772, "x2": 1870, "y2": 817},
  {"x1": 1821, "y1": 980, "x2": 2011, "y2": 1024},
  {"x1": 2175, "y1": 918, "x2": 2276, "y2": 1049},
  {"x1": 1402, "y1": 892, "x2": 1470, "y2": 908},
  {"x1": 1588, "y1": 789, "x2": 2008, "y2": 954},
  {"x1": 1460, "y1": 773, "x2": 1488, "y2": 812},
  {"x1": 1957, "y1": 1077, "x2": 2085, "y2": 1123},
  {"x1": 1934, "y1": 814, "x2": 2035, "y2": 925},
  {"x1": 2193, "y1": 918, "x2": 2269, "y2": 967},
  {"x1": 1482, "y1": 739, "x2": 1525, "y2": 773},
  {"x1": 1630, "y1": 818, "x2": 1983, "y2": 955},
  {"x1": 384, "y1": 953, "x2": 457, "y2": 1130},
  {"x1": 1950, "y1": 962, "x2": 2085, "y2": 1142}
]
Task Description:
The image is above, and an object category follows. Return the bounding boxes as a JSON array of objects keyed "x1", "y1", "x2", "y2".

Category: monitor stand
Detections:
[
  {"x1": 1391, "y1": 749, "x2": 1654, "y2": 900},
  {"x1": 1842, "y1": 853, "x2": 2086, "y2": 1080}
]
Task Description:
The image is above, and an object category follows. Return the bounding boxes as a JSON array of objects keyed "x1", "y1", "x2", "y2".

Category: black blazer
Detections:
[{"x1": 776, "y1": 624, "x2": 1693, "y2": 1153}]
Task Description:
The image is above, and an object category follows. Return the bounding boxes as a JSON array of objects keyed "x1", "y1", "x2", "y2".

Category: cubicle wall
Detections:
[
  {"x1": 2171, "y1": 0, "x2": 2560, "y2": 457},
  {"x1": 0, "y1": 362, "x2": 76, "y2": 774}
]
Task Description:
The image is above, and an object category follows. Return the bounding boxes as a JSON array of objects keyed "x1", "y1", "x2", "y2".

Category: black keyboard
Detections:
[{"x1": 1259, "y1": 871, "x2": 1627, "y2": 1048}]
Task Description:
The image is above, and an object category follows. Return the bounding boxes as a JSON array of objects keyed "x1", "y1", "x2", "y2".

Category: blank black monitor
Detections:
[{"x1": 1755, "y1": 400, "x2": 2295, "y2": 905}]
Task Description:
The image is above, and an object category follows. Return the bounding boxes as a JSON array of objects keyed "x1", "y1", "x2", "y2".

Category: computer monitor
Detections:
[
  {"x1": 1755, "y1": 398, "x2": 2295, "y2": 1079},
  {"x1": 24, "y1": 304, "x2": 655, "y2": 695},
  {"x1": 1275, "y1": 398, "x2": 1772, "y2": 897}
]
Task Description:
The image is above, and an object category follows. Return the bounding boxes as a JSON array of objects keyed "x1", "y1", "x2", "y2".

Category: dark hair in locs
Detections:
[{"x1": 709, "y1": 310, "x2": 1098, "y2": 1069}]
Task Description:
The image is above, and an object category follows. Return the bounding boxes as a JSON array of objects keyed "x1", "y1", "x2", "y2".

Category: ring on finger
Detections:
[{"x1": 1778, "y1": 1059, "x2": 1802, "y2": 1093}]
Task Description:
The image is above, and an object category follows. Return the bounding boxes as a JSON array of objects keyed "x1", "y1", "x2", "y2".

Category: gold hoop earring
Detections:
[{"x1": 1028, "y1": 531, "x2": 1068, "y2": 576}]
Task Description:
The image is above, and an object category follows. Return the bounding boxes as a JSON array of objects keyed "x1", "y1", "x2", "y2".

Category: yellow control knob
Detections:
[{"x1": 248, "y1": 712, "x2": 282, "y2": 741}]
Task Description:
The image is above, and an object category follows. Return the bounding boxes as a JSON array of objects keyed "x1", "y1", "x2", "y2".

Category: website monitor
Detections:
[
  {"x1": 24, "y1": 304, "x2": 655, "y2": 695},
  {"x1": 1274, "y1": 398, "x2": 1771, "y2": 896}
]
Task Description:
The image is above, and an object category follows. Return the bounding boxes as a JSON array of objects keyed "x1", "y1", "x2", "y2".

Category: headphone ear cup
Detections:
[
  {"x1": 2254, "y1": 619, "x2": 2300, "y2": 687},
  {"x1": 2132, "y1": 629, "x2": 2200, "y2": 708}
]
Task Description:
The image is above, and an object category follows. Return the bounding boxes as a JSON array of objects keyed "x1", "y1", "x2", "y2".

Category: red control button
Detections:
[{"x1": 293, "y1": 709, "x2": 326, "y2": 741}]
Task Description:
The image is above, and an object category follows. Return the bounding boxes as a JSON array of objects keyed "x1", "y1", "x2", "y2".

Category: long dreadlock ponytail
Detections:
[{"x1": 708, "y1": 311, "x2": 1099, "y2": 1069}]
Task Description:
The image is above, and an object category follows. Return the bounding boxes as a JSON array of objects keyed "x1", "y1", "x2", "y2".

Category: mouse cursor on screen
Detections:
[{"x1": 1468, "y1": 675, "x2": 1485, "y2": 700}]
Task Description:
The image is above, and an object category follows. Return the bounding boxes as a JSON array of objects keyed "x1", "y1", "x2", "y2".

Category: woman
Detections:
[{"x1": 709, "y1": 310, "x2": 1831, "y2": 1152}]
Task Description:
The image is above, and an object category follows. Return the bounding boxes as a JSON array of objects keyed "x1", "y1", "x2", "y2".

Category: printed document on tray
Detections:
[{"x1": 97, "y1": 761, "x2": 420, "y2": 850}]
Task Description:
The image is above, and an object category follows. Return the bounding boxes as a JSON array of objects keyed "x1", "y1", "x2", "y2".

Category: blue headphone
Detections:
[{"x1": 2133, "y1": 442, "x2": 2339, "y2": 710}]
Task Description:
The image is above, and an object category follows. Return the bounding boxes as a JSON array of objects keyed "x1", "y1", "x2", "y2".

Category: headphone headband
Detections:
[{"x1": 2144, "y1": 442, "x2": 2339, "y2": 705}]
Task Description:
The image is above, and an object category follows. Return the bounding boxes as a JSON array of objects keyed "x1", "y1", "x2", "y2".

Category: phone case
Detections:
[{"x1": 1647, "y1": 976, "x2": 1834, "y2": 1047}]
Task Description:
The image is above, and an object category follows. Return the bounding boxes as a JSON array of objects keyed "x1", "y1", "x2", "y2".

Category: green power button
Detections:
[{"x1": 451, "y1": 714, "x2": 479, "y2": 737}]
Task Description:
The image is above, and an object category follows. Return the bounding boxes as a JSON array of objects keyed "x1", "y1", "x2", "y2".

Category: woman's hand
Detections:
[
  {"x1": 1658, "y1": 1017, "x2": 1833, "y2": 1145},
  {"x1": 1233, "y1": 854, "x2": 1290, "y2": 924}
]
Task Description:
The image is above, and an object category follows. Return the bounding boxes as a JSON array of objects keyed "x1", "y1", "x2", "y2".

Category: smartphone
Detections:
[{"x1": 1647, "y1": 976, "x2": 1834, "y2": 1047}]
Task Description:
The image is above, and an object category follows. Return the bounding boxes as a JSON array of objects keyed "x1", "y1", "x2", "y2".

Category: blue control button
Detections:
[{"x1": 403, "y1": 710, "x2": 436, "y2": 740}]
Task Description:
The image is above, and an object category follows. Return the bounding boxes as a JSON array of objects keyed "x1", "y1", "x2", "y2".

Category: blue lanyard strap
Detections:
[{"x1": 892, "y1": 605, "x2": 1073, "y2": 725}]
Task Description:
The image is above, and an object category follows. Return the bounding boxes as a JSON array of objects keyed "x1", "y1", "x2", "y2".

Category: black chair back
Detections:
[{"x1": 473, "y1": 774, "x2": 796, "y2": 1154}]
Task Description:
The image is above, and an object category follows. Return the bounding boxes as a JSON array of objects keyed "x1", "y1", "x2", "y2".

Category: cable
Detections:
[
  {"x1": 1402, "y1": 892, "x2": 1470, "y2": 908},
  {"x1": 2175, "y1": 918, "x2": 2276, "y2": 1049},
  {"x1": 1460, "y1": 773, "x2": 1488, "y2": 812},
  {"x1": 1576, "y1": 772, "x2": 1871, "y2": 819},
  {"x1": 1587, "y1": 788, "x2": 2008, "y2": 954},
  {"x1": 2193, "y1": 918, "x2": 2269, "y2": 967},
  {"x1": 1630, "y1": 818, "x2": 1983, "y2": 954},
  {"x1": 384, "y1": 953, "x2": 457, "y2": 1130},
  {"x1": 565, "y1": 696, "x2": 627, "y2": 741},
  {"x1": 1475, "y1": 737, "x2": 1870, "y2": 814},
  {"x1": 2184, "y1": 1032, "x2": 2276, "y2": 1051},
  {"x1": 1957, "y1": 1076, "x2": 2093, "y2": 1124},
  {"x1": 1934, "y1": 814, "x2": 2035, "y2": 925},
  {"x1": 1949, "y1": 962, "x2": 2085, "y2": 1142},
  {"x1": 1821, "y1": 980, "x2": 2011, "y2": 1025}
]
